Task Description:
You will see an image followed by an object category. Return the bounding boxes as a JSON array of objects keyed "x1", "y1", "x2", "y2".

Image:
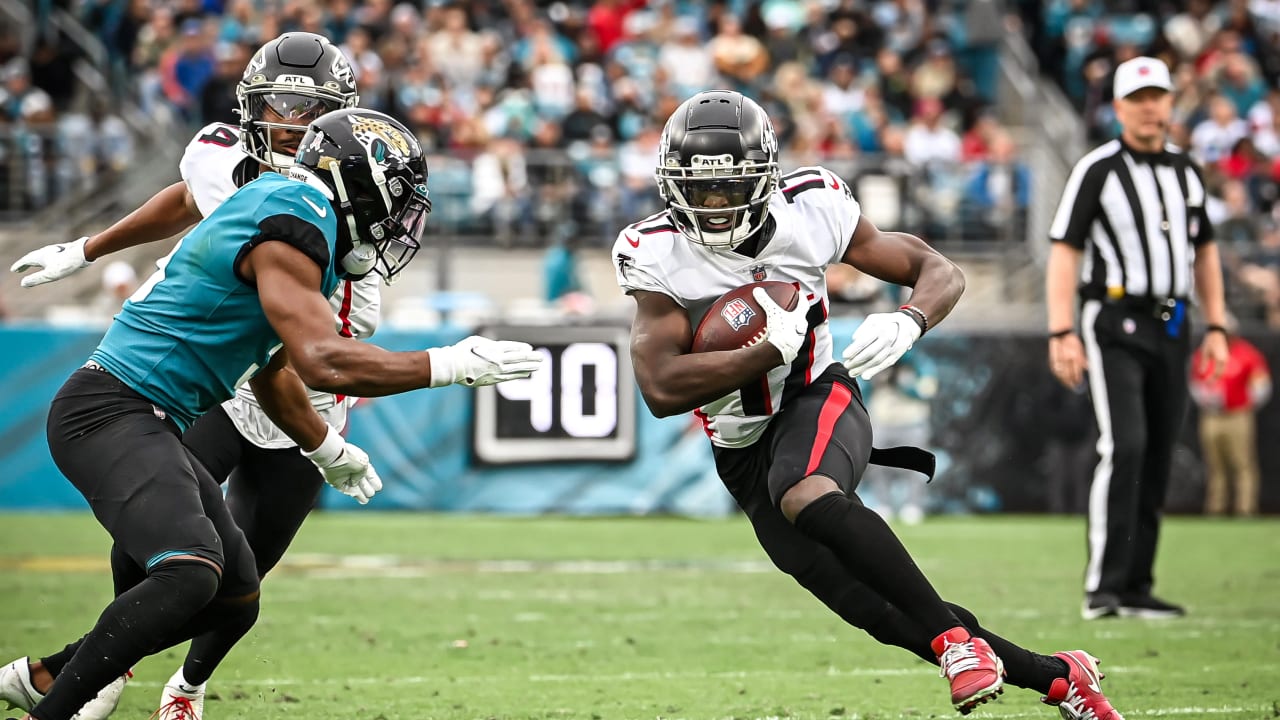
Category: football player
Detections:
[
  {"x1": 3, "y1": 109, "x2": 543, "y2": 720},
  {"x1": 614, "y1": 90, "x2": 1123, "y2": 719},
  {"x1": 6, "y1": 33, "x2": 375, "y2": 720}
]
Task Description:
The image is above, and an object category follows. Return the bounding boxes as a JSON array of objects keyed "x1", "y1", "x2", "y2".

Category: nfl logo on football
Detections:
[{"x1": 721, "y1": 298, "x2": 756, "y2": 331}]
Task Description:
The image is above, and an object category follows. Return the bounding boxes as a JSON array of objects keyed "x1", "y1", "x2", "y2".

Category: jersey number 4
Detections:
[{"x1": 198, "y1": 126, "x2": 238, "y2": 148}]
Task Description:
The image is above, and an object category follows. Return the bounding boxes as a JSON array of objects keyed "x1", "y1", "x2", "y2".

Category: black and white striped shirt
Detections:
[{"x1": 1049, "y1": 138, "x2": 1214, "y2": 301}]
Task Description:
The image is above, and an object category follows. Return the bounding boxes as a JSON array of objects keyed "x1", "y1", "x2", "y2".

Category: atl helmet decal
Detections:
[
  {"x1": 760, "y1": 112, "x2": 778, "y2": 155},
  {"x1": 721, "y1": 298, "x2": 756, "y2": 331},
  {"x1": 329, "y1": 53, "x2": 355, "y2": 89},
  {"x1": 247, "y1": 50, "x2": 266, "y2": 75},
  {"x1": 690, "y1": 154, "x2": 735, "y2": 168},
  {"x1": 348, "y1": 115, "x2": 414, "y2": 162}
]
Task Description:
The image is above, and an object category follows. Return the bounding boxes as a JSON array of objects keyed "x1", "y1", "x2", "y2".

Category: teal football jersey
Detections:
[{"x1": 91, "y1": 173, "x2": 342, "y2": 430}]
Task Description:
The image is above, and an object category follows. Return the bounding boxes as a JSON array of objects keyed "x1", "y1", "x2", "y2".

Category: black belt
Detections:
[{"x1": 1084, "y1": 294, "x2": 1187, "y2": 322}]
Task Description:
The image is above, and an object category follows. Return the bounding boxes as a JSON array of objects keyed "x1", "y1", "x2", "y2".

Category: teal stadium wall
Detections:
[{"x1": 2, "y1": 322, "x2": 1278, "y2": 515}]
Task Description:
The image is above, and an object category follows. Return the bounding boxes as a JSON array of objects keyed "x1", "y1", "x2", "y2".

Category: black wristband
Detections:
[
  {"x1": 1206, "y1": 324, "x2": 1227, "y2": 336},
  {"x1": 898, "y1": 305, "x2": 928, "y2": 335},
  {"x1": 1049, "y1": 328, "x2": 1074, "y2": 339}
]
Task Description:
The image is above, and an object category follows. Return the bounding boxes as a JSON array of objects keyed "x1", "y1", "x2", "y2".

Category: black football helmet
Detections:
[
  {"x1": 237, "y1": 32, "x2": 359, "y2": 171},
  {"x1": 656, "y1": 90, "x2": 780, "y2": 249},
  {"x1": 290, "y1": 109, "x2": 432, "y2": 283}
]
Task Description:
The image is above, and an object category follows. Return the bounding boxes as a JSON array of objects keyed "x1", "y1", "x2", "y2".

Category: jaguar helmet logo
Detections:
[{"x1": 348, "y1": 115, "x2": 415, "y2": 163}]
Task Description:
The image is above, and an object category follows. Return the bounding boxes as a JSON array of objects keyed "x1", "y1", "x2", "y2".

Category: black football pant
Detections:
[{"x1": 1079, "y1": 299, "x2": 1191, "y2": 597}]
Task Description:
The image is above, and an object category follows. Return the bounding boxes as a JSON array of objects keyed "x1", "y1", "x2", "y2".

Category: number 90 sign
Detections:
[{"x1": 473, "y1": 325, "x2": 636, "y2": 463}]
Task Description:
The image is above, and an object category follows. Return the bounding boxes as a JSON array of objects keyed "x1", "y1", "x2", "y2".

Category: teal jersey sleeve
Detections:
[
  {"x1": 237, "y1": 176, "x2": 341, "y2": 285},
  {"x1": 90, "y1": 174, "x2": 343, "y2": 430}
]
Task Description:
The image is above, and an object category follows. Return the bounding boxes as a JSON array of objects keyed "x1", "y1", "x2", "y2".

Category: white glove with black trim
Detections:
[
  {"x1": 427, "y1": 335, "x2": 544, "y2": 387},
  {"x1": 302, "y1": 426, "x2": 382, "y2": 504},
  {"x1": 752, "y1": 287, "x2": 809, "y2": 365},
  {"x1": 11, "y1": 237, "x2": 93, "y2": 287},
  {"x1": 842, "y1": 311, "x2": 921, "y2": 380}
]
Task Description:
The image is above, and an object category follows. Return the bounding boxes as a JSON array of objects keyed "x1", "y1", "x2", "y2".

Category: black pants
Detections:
[
  {"x1": 182, "y1": 405, "x2": 325, "y2": 578},
  {"x1": 46, "y1": 368, "x2": 258, "y2": 596},
  {"x1": 1079, "y1": 299, "x2": 1191, "y2": 596},
  {"x1": 713, "y1": 365, "x2": 896, "y2": 626}
]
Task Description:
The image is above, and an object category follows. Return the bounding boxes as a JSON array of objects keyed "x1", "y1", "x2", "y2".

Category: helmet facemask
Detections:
[
  {"x1": 238, "y1": 83, "x2": 351, "y2": 171},
  {"x1": 325, "y1": 155, "x2": 432, "y2": 284},
  {"x1": 657, "y1": 156, "x2": 777, "y2": 249}
]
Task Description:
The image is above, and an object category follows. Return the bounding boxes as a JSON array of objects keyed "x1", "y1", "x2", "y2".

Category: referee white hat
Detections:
[{"x1": 1114, "y1": 56, "x2": 1173, "y2": 99}]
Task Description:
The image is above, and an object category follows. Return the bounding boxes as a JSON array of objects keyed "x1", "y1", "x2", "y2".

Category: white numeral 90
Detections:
[{"x1": 496, "y1": 342, "x2": 617, "y2": 438}]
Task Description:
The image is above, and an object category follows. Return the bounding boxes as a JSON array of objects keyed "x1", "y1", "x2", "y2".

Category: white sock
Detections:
[{"x1": 174, "y1": 668, "x2": 203, "y2": 693}]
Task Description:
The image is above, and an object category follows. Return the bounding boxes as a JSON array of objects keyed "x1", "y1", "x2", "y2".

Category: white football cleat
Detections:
[
  {"x1": 75, "y1": 671, "x2": 130, "y2": 720},
  {"x1": 0, "y1": 656, "x2": 130, "y2": 720},
  {"x1": 153, "y1": 669, "x2": 205, "y2": 720},
  {"x1": 0, "y1": 657, "x2": 43, "y2": 713}
]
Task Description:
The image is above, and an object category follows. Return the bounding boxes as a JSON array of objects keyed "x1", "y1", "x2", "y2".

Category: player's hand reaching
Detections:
[
  {"x1": 842, "y1": 311, "x2": 921, "y2": 380},
  {"x1": 428, "y1": 335, "x2": 545, "y2": 387},
  {"x1": 11, "y1": 236, "x2": 93, "y2": 287},
  {"x1": 302, "y1": 426, "x2": 382, "y2": 504},
  {"x1": 752, "y1": 287, "x2": 809, "y2": 365}
]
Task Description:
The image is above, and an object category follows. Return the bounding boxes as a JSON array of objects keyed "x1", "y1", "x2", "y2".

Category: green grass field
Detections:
[{"x1": 1, "y1": 514, "x2": 1277, "y2": 720}]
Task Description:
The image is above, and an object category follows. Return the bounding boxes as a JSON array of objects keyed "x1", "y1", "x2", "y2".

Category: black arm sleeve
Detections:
[
  {"x1": 234, "y1": 214, "x2": 331, "y2": 286},
  {"x1": 1188, "y1": 162, "x2": 1215, "y2": 246}
]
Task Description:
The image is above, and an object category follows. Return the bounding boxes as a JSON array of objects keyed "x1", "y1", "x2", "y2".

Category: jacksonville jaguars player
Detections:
[
  {"x1": 6, "y1": 108, "x2": 542, "y2": 720},
  {"x1": 614, "y1": 90, "x2": 1123, "y2": 720},
  {"x1": 6, "y1": 32, "x2": 376, "y2": 720}
]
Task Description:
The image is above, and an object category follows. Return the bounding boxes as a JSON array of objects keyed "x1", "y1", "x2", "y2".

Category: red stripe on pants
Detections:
[{"x1": 805, "y1": 383, "x2": 853, "y2": 476}]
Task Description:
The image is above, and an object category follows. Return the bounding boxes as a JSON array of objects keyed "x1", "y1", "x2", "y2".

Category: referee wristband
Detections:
[
  {"x1": 1206, "y1": 324, "x2": 1228, "y2": 336},
  {"x1": 1049, "y1": 328, "x2": 1074, "y2": 339},
  {"x1": 898, "y1": 305, "x2": 928, "y2": 335}
]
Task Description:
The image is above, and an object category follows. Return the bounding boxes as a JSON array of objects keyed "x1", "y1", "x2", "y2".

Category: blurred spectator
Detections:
[
  {"x1": 92, "y1": 261, "x2": 139, "y2": 319},
  {"x1": 29, "y1": 36, "x2": 77, "y2": 113},
  {"x1": 904, "y1": 97, "x2": 960, "y2": 168},
  {"x1": 963, "y1": 132, "x2": 1031, "y2": 240},
  {"x1": 426, "y1": 5, "x2": 487, "y2": 90},
  {"x1": 163, "y1": 19, "x2": 216, "y2": 122},
  {"x1": 1189, "y1": 318, "x2": 1271, "y2": 517},
  {"x1": 470, "y1": 136, "x2": 529, "y2": 244},
  {"x1": 1191, "y1": 94, "x2": 1249, "y2": 165},
  {"x1": 200, "y1": 41, "x2": 246, "y2": 126},
  {"x1": 710, "y1": 15, "x2": 769, "y2": 87},
  {"x1": 658, "y1": 17, "x2": 713, "y2": 100},
  {"x1": 821, "y1": 55, "x2": 865, "y2": 122},
  {"x1": 1, "y1": 59, "x2": 55, "y2": 124},
  {"x1": 875, "y1": 48, "x2": 915, "y2": 121},
  {"x1": 911, "y1": 39, "x2": 959, "y2": 102}
]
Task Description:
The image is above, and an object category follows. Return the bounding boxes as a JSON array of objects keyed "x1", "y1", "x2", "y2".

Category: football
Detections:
[{"x1": 691, "y1": 281, "x2": 799, "y2": 353}]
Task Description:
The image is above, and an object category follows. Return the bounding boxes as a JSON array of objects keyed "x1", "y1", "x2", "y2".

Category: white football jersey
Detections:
[
  {"x1": 179, "y1": 122, "x2": 383, "y2": 448},
  {"x1": 613, "y1": 166, "x2": 861, "y2": 449}
]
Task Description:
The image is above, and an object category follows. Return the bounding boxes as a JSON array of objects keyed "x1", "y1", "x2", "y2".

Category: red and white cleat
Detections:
[
  {"x1": 931, "y1": 627, "x2": 1005, "y2": 715},
  {"x1": 1044, "y1": 650, "x2": 1125, "y2": 720}
]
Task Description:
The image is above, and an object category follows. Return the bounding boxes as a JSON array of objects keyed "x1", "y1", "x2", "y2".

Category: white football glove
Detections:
[
  {"x1": 11, "y1": 236, "x2": 93, "y2": 287},
  {"x1": 752, "y1": 286, "x2": 809, "y2": 365},
  {"x1": 842, "y1": 311, "x2": 922, "y2": 380},
  {"x1": 302, "y1": 426, "x2": 382, "y2": 504},
  {"x1": 427, "y1": 335, "x2": 545, "y2": 387}
]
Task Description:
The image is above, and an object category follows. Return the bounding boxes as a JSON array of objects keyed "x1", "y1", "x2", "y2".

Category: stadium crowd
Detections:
[
  {"x1": 3, "y1": 0, "x2": 1280, "y2": 327},
  {"x1": 8, "y1": 0, "x2": 1028, "y2": 245}
]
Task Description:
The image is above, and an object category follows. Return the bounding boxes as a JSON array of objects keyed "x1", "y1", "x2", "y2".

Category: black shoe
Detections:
[
  {"x1": 1081, "y1": 592, "x2": 1120, "y2": 620},
  {"x1": 1119, "y1": 593, "x2": 1185, "y2": 618}
]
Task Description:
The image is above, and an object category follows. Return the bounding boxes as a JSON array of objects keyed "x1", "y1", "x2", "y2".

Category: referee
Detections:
[{"x1": 1045, "y1": 56, "x2": 1229, "y2": 620}]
